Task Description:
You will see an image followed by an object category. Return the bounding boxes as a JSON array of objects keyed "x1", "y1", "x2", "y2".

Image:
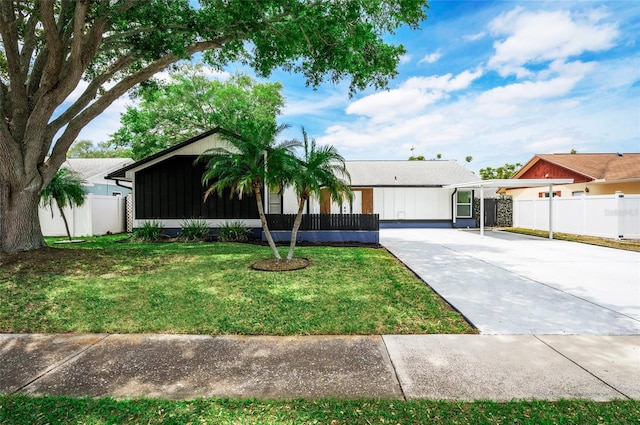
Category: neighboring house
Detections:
[
  {"x1": 505, "y1": 153, "x2": 640, "y2": 239},
  {"x1": 106, "y1": 128, "x2": 481, "y2": 234},
  {"x1": 504, "y1": 153, "x2": 640, "y2": 199},
  {"x1": 64, "y1": 158, "x2": 135, "y2": 196}
]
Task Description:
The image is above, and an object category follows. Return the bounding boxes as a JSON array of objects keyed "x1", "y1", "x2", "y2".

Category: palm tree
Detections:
[
  {"x1": 40, "y1": 167, "x2": 87, "y2": 241},
  {"x1": 287, "y1": 127, "x2": 352, "y2": 260},
  {"x1": 199, "y1": 124, "x2": 299, "y2": 260}
]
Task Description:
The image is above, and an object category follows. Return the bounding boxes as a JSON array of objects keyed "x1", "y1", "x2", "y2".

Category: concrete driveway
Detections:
[{"x1": 381, "y1": 229, "x2": 640, "y2": 335}]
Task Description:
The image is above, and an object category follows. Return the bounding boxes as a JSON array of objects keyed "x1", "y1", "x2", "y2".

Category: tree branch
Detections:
[
  {"x1": 18, "y1": 11, "x2": 39, "y2": 81},
  {"x1": 0, "y1": 2, "x2": 30, "y2": 143},
  {"x1": 38, "y1": 0, "x2": 63, "y2": 93},
  {"x1": 47, "y1": 53, "x2": 135, "y2": 136},
  {"x1": 45, "y1": 39, "x2": 228, "y2": 178}
]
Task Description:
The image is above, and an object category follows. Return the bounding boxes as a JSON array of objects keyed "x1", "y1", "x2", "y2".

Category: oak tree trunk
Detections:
[{"x1": 0, "y1": 179, "x2": 46, "y2": 254}]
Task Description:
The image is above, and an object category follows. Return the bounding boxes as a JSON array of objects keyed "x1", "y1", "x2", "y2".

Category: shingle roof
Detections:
[
  {"x1": 64, "y1": 158, "x2": 134, "y2": 185},
  {"x1": 519, "y1": 153, "x2": 640, "y2": 181},
  {"x1": 344, "y1": 160, "x2": 478, "y2": 187}
]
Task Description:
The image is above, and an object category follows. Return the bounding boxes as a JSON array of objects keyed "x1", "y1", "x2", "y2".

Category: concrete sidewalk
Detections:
[{"x1": 1, "y1": 333, "x2": 638, "y2": 401}]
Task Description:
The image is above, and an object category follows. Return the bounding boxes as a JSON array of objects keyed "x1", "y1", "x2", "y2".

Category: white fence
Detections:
[
  {"x1": 39, "y1": 194, "x2": 126, "y2": 237},
  {"x1": 513, "y1": 193, "x2": 640, "y2": 239}
]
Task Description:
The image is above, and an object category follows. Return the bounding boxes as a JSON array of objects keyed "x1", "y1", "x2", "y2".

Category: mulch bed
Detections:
[{"x1": 250, "y1": 257, "x2": 310, "y2": 271}]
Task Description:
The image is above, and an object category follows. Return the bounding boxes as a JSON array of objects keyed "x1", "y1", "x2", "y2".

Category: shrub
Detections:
[
  {"x1": 218, "y1": 220, "x2": 250, "y2": 242},
  {"x1": 179, "y1": 218, "x2": 210, "y2": 242},
  {"x1": 133, "y1": 220, "x2": 165, "y2": 241}
]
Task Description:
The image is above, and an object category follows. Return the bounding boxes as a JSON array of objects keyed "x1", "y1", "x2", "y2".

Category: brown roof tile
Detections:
[{"x1": 535, "y1": 153, "x2": 640, "y2": 181}]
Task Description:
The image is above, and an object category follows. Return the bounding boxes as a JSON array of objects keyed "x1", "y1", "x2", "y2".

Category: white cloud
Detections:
[
  {"x1": 399, "y1": 54, "x2": 413, "y2": 65},
  {"x1": 476, "y1": 60, "x2": 594, "y2": 117},
  {"x1": 404, "y1": 69, "x2": 484, "y2": 92},
  {"x1": 464, "y1": 32, "x2": 486, "y2": 42},
  {"x1": 282, "y1": 93, "x2": 348, "y2": 117},
  {"x1": 345, "y1": 69, "x2": 483, "y2": 122},
  {"x1": 418, "y1": 50, "x2": 442, "y2": 64},
  {"x1": 488, "y1": 7, "x2": 618, "y2": 77}
]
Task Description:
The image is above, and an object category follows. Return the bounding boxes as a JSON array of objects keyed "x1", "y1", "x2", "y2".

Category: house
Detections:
[
  {"x1": 106, "y1": 128, "x2": 482, "y2": 236},
  {"x1": 504, "y1": 153, "x2": 640, "y2": 239},
  {"x1": 39, "y1": 158, "x2": 134, "y2": 237},
  {"x1": 277, "y1": 160, "x2": 480, "y2": 228},
  {"x1": 64, "y1": 158, "x2": 135, "y2": 196},
  {"x1": 504, "y1": 153, "x2": 640, "y2": 199}
]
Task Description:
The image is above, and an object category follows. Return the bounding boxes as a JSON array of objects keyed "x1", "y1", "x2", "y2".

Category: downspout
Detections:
[
  {"x1": 115, "y1": 180, "x2": 132, "y2": 190},
  {"x1": 451, "y1": 188, "x2": 457, "y2": 228}
]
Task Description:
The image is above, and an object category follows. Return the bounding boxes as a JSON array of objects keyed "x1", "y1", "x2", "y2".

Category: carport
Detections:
[{"x1": 445, "y1": 179, "x2": 573, "y2": 239}]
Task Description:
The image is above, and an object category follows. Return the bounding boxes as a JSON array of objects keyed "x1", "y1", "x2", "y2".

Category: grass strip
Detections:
[
  {"x1": 1, "y1": 395, "x2": 638, "y2": 425},
  {"x1": 0, "y1": 236, "x2": 473, "y2": 335},
  {"x1": 503, "y1": 228, "x2": 640, "y2": 252}
]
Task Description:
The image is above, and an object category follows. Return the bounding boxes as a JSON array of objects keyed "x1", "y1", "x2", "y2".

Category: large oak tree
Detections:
[
  {"x1": 107, "y1": 66, "x2": 285, "y2": 160},
  {"x1": 0, "y1": 0, "x2": 427, "y2": 254}
]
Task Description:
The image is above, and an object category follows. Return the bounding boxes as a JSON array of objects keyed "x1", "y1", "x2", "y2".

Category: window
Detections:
[
  {"x1": 268, "y1": 190, "x2": 282, "y2": 214},
  {"x1": 538, "y1": 191, "x2": 561, "y2": 198},
  {"x1": 456, "y1": 191, "x2": 472, "y2": 218}
]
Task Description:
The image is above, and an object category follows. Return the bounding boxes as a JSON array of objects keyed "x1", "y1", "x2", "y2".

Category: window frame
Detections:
[{"x1": 456, "y1": 190, "x2": 473, "y2": 218}]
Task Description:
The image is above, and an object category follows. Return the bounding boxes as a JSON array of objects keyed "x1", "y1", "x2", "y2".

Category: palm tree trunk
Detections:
[
  {"x1": 287, "y1": 197, "x2": 307, "y2": 260},
  {"x1": 57, "y1": 202, "x2": 73, "y2": 241},
  {"x1": 254, "y1": 187, "x2": 281, "y2": 260}
]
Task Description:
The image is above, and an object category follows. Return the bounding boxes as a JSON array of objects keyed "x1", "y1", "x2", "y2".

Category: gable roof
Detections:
[
  {"x1": 106, "y1": 127, "x2": 238, "y2": 180},
  {"x1": 64, "y1": 158, "x2": 134, "y2": 185},
  {"x1": 513, "y1": 153, "x2": 640, "y2": 181},
  {"x1": 345, "y1": 160, "x2": 477, "y2": 187}
]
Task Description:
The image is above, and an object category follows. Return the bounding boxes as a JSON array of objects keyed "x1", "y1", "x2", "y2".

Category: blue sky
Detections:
[{"x1": 77, "y1": 0, "x2": 640, "y2": 173}]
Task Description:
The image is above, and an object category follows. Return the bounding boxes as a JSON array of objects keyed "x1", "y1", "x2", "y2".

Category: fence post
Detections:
[{"x1": 616, "y1": 192, "x2": 624, "y2": 239}]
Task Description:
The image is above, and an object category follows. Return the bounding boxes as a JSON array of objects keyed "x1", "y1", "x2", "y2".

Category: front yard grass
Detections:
[
  {"x1": 0, "y1": 236, "x2": 474, "y2": 335},
  {"x1": 1, "y1": 395, "x2": 638, "y2": 425}
]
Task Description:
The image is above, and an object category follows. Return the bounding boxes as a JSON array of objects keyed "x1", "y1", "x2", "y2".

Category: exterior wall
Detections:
[
  {"x1": 276, "y1": 186, "x2": 462, "y2": 227},
  {"x1": 519, "y1": 159, "x2": 591, "y2": 183},
  {"x1": 84, "y1": 182, "x2": 132, "y2": 197},
  {"x1": 123, "y1": 133, "x2": 232, "y2": 180},
  {"x1": 513, "y1": 193, "x2": 640, "y2": 239},
  {"x1": 267, "y1": 230, "x2": 379, "y2": 244},
  {"x1": 133, "y1": 155, "x2": 258, "y2": 221},
  {"x1": 506, "y1": 181, "x2": 640, "y2": 200},
  {"x1": 40, "y1": 194, "x2": 126, "y2": 237},
  {"x1": 373, "y1": 187, "x2": 452, "y2": 221},
  {"x1": 587, "y1": 181, "x2": 640, "y2": 195}
]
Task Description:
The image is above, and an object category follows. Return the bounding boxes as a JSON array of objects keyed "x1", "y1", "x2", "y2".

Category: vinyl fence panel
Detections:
[
  {"x1": 39, "y1": 194, "x2": 126, "y2": 237},
  {"x1": 513, "y1": 193, "x2": 639, "y2": 239}
]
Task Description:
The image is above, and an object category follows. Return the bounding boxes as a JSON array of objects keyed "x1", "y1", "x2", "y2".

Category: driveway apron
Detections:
[{"x1": 381, "y1": 229, "x2": 640, "y2": 335}]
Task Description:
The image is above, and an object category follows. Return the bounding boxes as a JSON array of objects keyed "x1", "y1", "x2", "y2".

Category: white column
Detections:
[
  {"x1": 480, "y1": 186, "x2": 484, "y2": 238},
  {"x1": 548, "y1": 184, "x2": 553, "y2": 240}
]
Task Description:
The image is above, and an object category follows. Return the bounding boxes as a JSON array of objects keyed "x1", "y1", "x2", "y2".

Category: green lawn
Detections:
[
  {"x1": 0, "y1": 236, "x2": 473, "y2": 335},
  {"x1": 1, "y1": 395, "x2": 637, "y2": 425}
]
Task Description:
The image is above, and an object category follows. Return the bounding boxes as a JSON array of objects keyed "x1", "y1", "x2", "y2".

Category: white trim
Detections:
[{"x1": 444, "y1": 179, "x2": 574, "y2": 189}]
